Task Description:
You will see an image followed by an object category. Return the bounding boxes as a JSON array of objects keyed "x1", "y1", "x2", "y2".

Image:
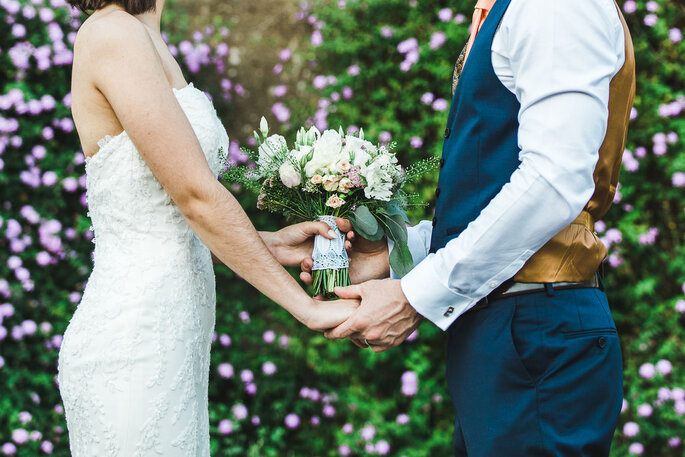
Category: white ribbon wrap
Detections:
[{"x1": 312, "y1": 215, "x2": 349, "y2": 271}]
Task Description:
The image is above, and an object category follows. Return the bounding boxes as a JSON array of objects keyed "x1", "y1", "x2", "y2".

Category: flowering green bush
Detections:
[{"x1": 0, "y1": 0, "x2": 682, "y2": 456}]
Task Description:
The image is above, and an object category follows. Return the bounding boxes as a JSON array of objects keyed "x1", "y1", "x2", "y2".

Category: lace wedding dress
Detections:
[{"x1": 57, "y1": 83, "x2": 228, "y2": 457}]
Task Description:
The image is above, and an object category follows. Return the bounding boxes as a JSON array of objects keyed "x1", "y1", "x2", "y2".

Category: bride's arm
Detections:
[{"x1": 84, "y1": 15, "x2": 354, "y2": 330}]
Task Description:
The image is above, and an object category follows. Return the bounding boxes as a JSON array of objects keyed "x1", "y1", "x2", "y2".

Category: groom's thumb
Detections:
[{"x1": 334, "y1": 284, "x2": 362, "y2": 300}]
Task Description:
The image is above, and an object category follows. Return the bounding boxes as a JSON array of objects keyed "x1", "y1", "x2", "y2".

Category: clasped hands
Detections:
[{"x1": 264, "y1": 219, "x2": 422, "y2": 353}]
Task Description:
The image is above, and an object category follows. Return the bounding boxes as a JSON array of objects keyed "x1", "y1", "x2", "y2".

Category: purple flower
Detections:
[
  {"x1": 11, "y1": 429, "x2": 28, "y2": 445},
  {"x1": 217, "y1": 363, "x2": 234, "y2": 379},
  {"x1": 311, "y1": 30, "x2": 323, "y2": 46},
  {"x1": 376, "y1": 440, "x2": 391, "y2": 455},
  {"x1": 40, "y1": 441, "x2": 53, "y2": 454},
  {"x1": 342, "y1": 423, "x2": 353, "y2": 434},
  {"x1": 323, "y1": 404, "x2": 336, "y2": 417},
  {"x1": 313, "y1": 75, "x2": 328, "y2": 89},
  {"x1": 639, "y1": 363, "x2": 655, "y2": 379},
  {"x1": 279, "y1": 48, "x2": 292, "y2": 61},
  {"x1": 379, "y1": 131, "x2": 392, "y2": 143},
  {"x1": 430, "y1": 31, "x2": 447, "y2": 50},
  {"x1": 284, "y1": 413, "x2": 300, "y2": 429},
  {"x1": 432, "y1": 98, "x2": 448, "y2": 111},
  {"x1": 380, "y1": 26, "x2": 394, "y2": 38},
  {"x1": 623, "y1": 421, "x2": 639, "y2": 437},
  {"x1": 262, "y1": 361, "x2": 277, "y2": 375},
  {"x1": 438, "y1": 8, "x2": 453, "y2": 22},
  {"x1": 396, "y1": 413, "x2": 410, "y2": 425},
  {"x1": 675, "y1": 400, "x2": 685, "y2": 415},
  {"x1": 347, "y1": 64, "x2": 360, "y2": 76},
  {"x1": 232, "y1": 404, "x2": 248, "y2": 420},
  {"x1": 669, "y1": 28, "x2": 683, "y2": 43},
  {"x1": 421, "y1": 92, "x2": 435, "y2": 104},
  {"x1": 656, "y1": 359, "x2": 672, "y2": 375},
  {"x1": 218, "y1": 419, "x2": 233, "y2": 435},
  {"x1": 397, "y1": 38, "x2": 418, "y2": 54},
  {"x1": 672, "y1": 172, "x2": 685, "y2": 187},
  {"x1": 360, "y1": 425, "x2": 376, "y2": 441},
  {"x1": 675, "y1": 299, "x2": 685, "y2": 313},
  {"x1": 644, "y1": 14, "x2": 657, "y2": 27},
  {"x1": 245, "y1": 383, "x2": 257, "y2": 395},
  {"x1": 669, "y1": 437, "x2": 682, "y2": 447},
  {"x1": 1, "y1": 443, "x2": 17, "y2": 455},
  {"x1": 410, "y1": 137, "x2": 423, "y2": 148},
  {"x1": 637, "y1": 404, "x2": 653, "y2": 417},
  {"x1": 454, "y1": 13, "x2": 466, "y2": 23},
  {"x1": 623, "y1": 1, "x2": 637, "y2": 14},
  {"x1": 240, "y1": 369, "x2": 254, "y2": 383},
  {"x1": 273, "y1": 85, "x2": 287, "y2": 97},
  {"x1": 271, "y1": 102, "x2": 291, "y2": 122},
  {"x1": 628, "y1": 442, "x2": 644, "y2": 455},
  {"x1": 645, "y1": 1, "x2": 659, "y2": 12},
  {"x1": 338, "y1": 444, "x2": 351, "y2": 456}
]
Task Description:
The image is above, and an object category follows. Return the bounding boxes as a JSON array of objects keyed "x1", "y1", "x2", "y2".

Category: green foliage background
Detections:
[{"x1": 0, "y1": 0, "x2": 683, "y2": 456}]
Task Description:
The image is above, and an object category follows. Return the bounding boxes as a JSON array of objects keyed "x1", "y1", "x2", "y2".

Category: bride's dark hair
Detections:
[{"x1": 67, "y1": 0, "x2": 156, "y2": 14}]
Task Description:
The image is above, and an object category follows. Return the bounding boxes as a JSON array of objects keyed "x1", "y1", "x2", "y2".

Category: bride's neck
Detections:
[{"x1": 136, "y1": 0, "x2": 165, "y2": 34}]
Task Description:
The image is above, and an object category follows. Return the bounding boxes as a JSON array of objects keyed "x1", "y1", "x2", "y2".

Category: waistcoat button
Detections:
[
  {"x1": 439, "y1": 158, "x2": 445, "y2": 168},
  {"x1": 435, "y1": 188, "x2": 441, "y2": 198},
  {"x1": 444, "y1": 128, "x2": 451, "y2": 139},
  {"x1": 597, "y1": 336, "x2": 608, "y2": 349},
  {"x1": 432, "y1": 218, "x2": 437, "y2": 227}
]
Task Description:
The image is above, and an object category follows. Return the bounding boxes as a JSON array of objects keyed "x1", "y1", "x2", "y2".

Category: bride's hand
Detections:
[
  {"x1": 303, "y1": 298, "x2": 360, "y2": 332},
  {"x1": 261, "y1": 222, "x2": 336, "y2": 267}
]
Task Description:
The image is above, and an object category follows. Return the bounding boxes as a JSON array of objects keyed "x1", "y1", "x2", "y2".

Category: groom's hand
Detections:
[
  {"x1": 300, "y1": 218, "x2": 390, "y2": 285},
  {"x1": 325, "y1": 279, "x2": 423, "y2": 353},
  {"x1": 261, "y1": 222, "x2": 336, "y2": 267}
]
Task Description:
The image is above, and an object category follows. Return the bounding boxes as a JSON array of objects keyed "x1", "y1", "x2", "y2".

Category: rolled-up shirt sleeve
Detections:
[{"x1": 400, "y1": 0, "x2": 625, "y2": 331}]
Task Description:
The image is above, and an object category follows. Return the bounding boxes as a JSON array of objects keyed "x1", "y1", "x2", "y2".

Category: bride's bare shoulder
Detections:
[{"x1": 74, "y1": 10, "x2": 152, "y2": 58}]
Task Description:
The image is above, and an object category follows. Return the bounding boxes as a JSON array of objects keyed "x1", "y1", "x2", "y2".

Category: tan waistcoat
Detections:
[{"x1": 514, "y1": 4, "x2": 636, "y2": 282}]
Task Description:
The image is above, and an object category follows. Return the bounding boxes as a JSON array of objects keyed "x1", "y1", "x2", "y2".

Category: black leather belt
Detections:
[{"x1": 472, "y1": 273, "x2": 602, "y2": 311}]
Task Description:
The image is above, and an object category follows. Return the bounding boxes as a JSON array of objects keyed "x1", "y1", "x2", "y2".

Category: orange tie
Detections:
[{"x1": 463, "y1": 0, "x2": 496, "y2": 63}]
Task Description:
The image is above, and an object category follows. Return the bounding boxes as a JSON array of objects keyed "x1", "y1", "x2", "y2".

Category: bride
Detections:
[{"x1": 57, "y1": 0, "x2": 357, "y2": 455}]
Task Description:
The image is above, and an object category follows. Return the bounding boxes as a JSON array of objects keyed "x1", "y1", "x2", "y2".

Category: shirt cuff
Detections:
[{"x1": 400, "y1": 256, "x2": 478, "y2": 331}]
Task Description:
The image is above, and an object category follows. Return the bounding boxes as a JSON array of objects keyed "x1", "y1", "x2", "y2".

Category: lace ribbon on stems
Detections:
[{"x1": 311, "y1": 215, "x2": 349, "y2": 271}]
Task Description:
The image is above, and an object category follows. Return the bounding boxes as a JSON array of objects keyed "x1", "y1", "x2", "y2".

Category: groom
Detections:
[{"x1": 301, "y1": 0, "x2": 635, "y2": 455}]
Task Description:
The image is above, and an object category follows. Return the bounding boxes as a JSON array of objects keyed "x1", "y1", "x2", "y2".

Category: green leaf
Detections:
[
  {"x1": 384, "y1": 213, "x2": 408, "y2": 244},
  {"x1": 389, "y1": 242, "x2": 414, "y2": 277},
  {"x1": 383, "y1": 199, "x2": 409, "y2": 222},
  {"x1": 352, "y1": 206, "x2": 379, "y2": 237}
]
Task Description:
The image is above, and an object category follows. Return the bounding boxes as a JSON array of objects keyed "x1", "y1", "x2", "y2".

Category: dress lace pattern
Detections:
[{"x1": 57, "y1": 83, "x2": 229, "y2": 457}]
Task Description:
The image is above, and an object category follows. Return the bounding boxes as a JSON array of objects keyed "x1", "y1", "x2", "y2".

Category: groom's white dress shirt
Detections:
[{"x1": 398, "y1": 0, "x2": 627, "y2": 331}]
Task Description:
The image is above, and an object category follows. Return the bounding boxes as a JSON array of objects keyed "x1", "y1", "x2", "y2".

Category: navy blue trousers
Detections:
[{"x1": 446, "y1": 287, "x2": 623, "y2": 457}]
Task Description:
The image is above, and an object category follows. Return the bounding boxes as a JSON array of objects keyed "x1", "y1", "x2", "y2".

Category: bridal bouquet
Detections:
[{"x1": 222, "y1": 118, "x2": 437, "y2": 297}]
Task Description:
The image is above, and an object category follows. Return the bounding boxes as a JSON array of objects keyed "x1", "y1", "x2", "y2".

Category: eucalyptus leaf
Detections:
[
  {"x1": 384, "y1": 213, "x2": 408, "y2": 244},
  {"x1": 352, "y1": 206, "x2": 379, "y2": 236},
  {"x1": 383, "y1": 200, "x2": 409, "y2": 222},
  {"x1": 389, "y1": 242, "x2": 414, "y2": 278}
]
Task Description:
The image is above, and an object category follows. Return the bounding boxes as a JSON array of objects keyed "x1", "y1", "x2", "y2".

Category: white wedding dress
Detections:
[{"x1": 57, "y1": 83, "x2": 229, "y2": 457}]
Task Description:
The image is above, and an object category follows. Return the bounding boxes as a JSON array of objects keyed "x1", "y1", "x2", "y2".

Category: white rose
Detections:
[
  {"x1": 325, "y1": 195, "x2": 345, "y2": 209},
  {"x1": 337, "y1": 160, "x2": 351, "y2": 173},
  {"x1": 338, "y1": 177, "x2": 354, "y2": 193},
  {"x1": 279, "y1": 162, "x2": 302, "y2": 188},
  {"x1": 305, "y1": 130, "x2": 345, "y2": 176},
  {"x1": 311, "y1": 175, "x2": 323, "y2": 185},
  {"x1": 322, "y1": 175, "x2": 340, "y2": 192}
]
